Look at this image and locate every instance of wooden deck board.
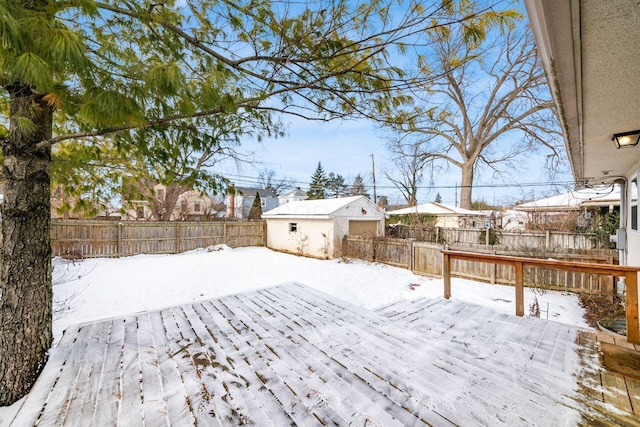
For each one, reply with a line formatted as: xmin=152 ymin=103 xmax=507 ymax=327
xmin=10 ymin=282 xmax=640 ymax=426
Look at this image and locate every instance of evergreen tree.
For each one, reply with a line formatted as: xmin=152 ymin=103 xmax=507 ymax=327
xmin=435 ymin=192 xmax=443 ymax=203
xmin=0 ymin=0 xmax=518 ymax=404
xmin=248 ymin=192 xmax=263 ymax=220
xmin=308 ymin=162 xmax=328 ymax=199
xmin=350 ymin=174 xmax=369 ymax=197
xmin=326 ymin=173 xmax=348 ymax=198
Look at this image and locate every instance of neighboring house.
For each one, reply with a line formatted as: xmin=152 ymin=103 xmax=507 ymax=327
xmin=123 ymin=183 xmax=218 ymax=221
xmin=173 ymin=190 xmax=221 ymax=221
xmin=51 ymin=185 xmax=120 ymax=220
xmin=499 ymin=210 xmax=529 ymax=231
xmin=387 ymin=202 xmax=486 ymax=228
xmin=525 ymin=1 xmax=640 ymax=265
xmin=123 ymin=182 xmax=168 ymax=220
xmin=226 ymin=186 xmax=278 ymax=219
xmin=262 ymin=195 xmax=386 ymax=259
xmin=278 ymin=187 xmax=307 ymax=205
xmin=514 ymin=186 xmax=622 ymax=231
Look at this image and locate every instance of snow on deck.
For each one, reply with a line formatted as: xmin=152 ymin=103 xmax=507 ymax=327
xmin=7 ymin=283 xmax=624 ymax=425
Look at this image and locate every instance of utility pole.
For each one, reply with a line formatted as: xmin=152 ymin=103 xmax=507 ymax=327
xmin=455 ymin=183 xmax=458 ymax=207
xmin=370 ymin=154 xmax=377 ymax=204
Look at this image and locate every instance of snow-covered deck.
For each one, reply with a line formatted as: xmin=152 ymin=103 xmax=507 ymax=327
xmin=8 ymin=282 xmax=638 ymax=425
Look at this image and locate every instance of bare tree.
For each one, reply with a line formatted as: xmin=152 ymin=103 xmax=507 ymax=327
xmin=386 ymin=24 xmax=563 ymax=209
xmin=385 ymin=136 xmax=434 ymax=206
xmin=257 ymin=169 xmax=293 ymax=196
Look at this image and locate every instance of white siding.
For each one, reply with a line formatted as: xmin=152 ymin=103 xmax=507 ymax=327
xmin=266 ymin=218 xmax=336 ymax=259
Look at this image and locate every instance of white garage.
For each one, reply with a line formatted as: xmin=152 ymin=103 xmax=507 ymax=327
xmin=262 ymin=196 xmax=386 ymax=259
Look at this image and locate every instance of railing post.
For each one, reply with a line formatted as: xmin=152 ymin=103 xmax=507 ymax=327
xmin=444 ymin=252 xmax=451 ymax=299
xmin=515 ymin=261 xmax=524 ymax=316
xmin=625 ymin=271 xmax=639 ymax=344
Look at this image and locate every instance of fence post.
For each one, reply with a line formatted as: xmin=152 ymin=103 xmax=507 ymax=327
xmin=625 ymin=271 xmax=639 ymax=344
xmin=223 ymin=221 xmax=227 ymax=244
xmin=263 ymin=221 xmax=267 ymax=246
xmin=491 ymin=247 xmax=496 ymax=284
xmin=117 ymin=222 xmax=123 ymax=257
xmin=175 ymin=223 xmax=181 ymax=254
xmin=545 ymin=230 xmax=551 ymax=249
xmin=515 ymin=261 xmax=524 ymax=316
xmin=443 ymin=252 xmax=451 ymax=299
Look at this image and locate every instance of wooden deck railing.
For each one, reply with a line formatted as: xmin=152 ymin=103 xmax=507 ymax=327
xmin=441 ymin=250 xmax=640 ymax=344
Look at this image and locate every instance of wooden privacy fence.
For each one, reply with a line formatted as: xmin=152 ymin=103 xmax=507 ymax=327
xmin=441 ymin=250 xmax=640 ymax=344
xmin=51 ymin=220 xmax=266 ymax=258
xmin=388 ymin=225 xmax=604 ymax=250
xmin=343 ymin=236 xmax=619 ymax=294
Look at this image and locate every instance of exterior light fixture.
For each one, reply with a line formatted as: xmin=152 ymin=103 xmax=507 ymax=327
xmin=612 ymin=130 xmax=640 ymax=148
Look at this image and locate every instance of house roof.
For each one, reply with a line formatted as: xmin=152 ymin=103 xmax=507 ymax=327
xmin=515 ymin=185 xmax=622 ymax=212
xmin=234 ymin=187 xmax=276 ymax=198
xmin=262 ymin=195 xmax=383 ymax=219
xmin=387 ymin=202 xmax=484 ymax=216
xmin=524 ymin=1 xmax=640 ymax=184
xmin=279 ymin=187 xmax=307 ymax=198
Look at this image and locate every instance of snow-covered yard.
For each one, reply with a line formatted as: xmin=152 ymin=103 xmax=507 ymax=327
xmin=48 ymin=245 xmax=590 ymax=343
xmin=1 ymin=246 xmax=593 ymax=425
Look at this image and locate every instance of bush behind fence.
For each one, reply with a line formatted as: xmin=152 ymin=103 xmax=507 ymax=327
xmin=343 ymin=235 xmax=619 ymax=294
xmin=51 ymin=220 xmax=266 ymax=258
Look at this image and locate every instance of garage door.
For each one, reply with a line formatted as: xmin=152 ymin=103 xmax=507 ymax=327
xmin=348 ymin=220 xmax=378 ymax=236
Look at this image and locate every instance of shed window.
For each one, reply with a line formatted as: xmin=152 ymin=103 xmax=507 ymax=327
xmin=289 ymin=222 xmax=298 ymax=232
xmin=632 ymin=177 xmax=638 ymax=231
xmin=194 ymin=202 xmax=201 ymax=212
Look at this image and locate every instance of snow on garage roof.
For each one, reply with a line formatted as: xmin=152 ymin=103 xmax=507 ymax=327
xmin=262 ymin=195 xmax=382 ymax=219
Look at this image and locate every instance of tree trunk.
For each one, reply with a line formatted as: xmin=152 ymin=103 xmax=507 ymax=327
xmin=459 ymin=163 xmax=474 ymax=209
xmin=151 ymin=183 xmax=187 ymax=221
xmin=0 ymin=85 xmax=53 ymax=405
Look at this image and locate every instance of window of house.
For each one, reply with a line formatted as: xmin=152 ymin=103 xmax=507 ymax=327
xmin=136 ymin=206 xmax=144 ymax=219
xmin=289 ymin=222 xmax=298 ymax=232
xmin=156 ymin=189 xmax=165 ymax=201
xmin=194 ymin=202 xmax=201 ymax=212
xmin=632 ymin=177 xmax=638 ymax=231
xmin=181 ymin=201 xmax=187 ymax=210
xmin=261 ymin=198 xmax=267 ymax=207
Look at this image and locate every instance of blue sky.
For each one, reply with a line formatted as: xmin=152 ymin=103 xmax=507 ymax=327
xmin=219 ymin=115 xmax=576 ymax=207
xmin=217 ymin=0 xmax=577 ymax=208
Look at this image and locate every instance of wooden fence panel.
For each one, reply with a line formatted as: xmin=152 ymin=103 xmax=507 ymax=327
xmin=344 ymin=235 xmax=618 ymax=294
xmin=51 ymin=220 xmax=265 ymax=258
xmin=374 ymin=238 xmax=412 ymax=269
xmin=412 ymin=243 xmax=442 ymax=277
xmin=342 ymin=236 xmax=374 ymax=261
xmin=387 ymin=225 xmax=600 ymax=250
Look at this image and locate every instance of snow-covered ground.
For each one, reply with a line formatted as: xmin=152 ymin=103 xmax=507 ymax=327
xmin=1 ymin=245 xmax=591 ymax=424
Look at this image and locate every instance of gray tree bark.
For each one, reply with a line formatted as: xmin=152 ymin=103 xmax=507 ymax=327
xmin=0 ymin=84 xmax=53 ymax=405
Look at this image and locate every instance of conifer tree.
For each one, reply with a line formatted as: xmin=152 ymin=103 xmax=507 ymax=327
xmin=308 ymin=162 xmax=328 ymax=200
xmin=350 ymin=174 xmax=370 ymax=198
xmin=0 ymin=0 xmax=518 ymax=404
xmin=248 ymin=192 xmax=263 ymax=220
xmin=435 ymin=192 xmax=443 ymax=203
xmin=326 ymin=172 xmax=348 ymax=198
